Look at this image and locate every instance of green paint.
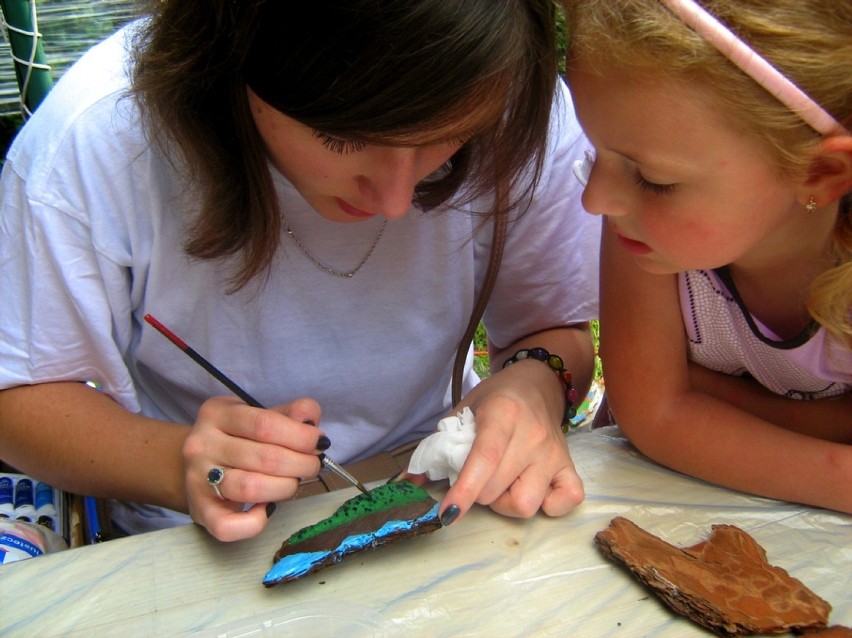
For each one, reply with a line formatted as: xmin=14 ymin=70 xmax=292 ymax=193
xmin=287 ymin=481 xmax=432 ymax=546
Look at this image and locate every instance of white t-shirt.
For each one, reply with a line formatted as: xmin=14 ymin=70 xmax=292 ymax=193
xmin=0 ymin=25 xmax=601 ymax=533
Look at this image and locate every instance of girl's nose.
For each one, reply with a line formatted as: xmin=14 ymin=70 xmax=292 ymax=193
xmin=579 ymin=156 xmax=630 ymax=218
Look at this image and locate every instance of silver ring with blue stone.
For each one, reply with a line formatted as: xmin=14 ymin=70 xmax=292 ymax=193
xmin=207 ymin=466 xmax=226 ymax=500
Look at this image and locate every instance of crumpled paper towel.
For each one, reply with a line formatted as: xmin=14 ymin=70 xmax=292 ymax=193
xmin=408 ymin=407 xmax=476 ymax=485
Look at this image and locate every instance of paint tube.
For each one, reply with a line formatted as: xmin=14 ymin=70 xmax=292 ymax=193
xmin=0 ymin=477 xmax=13 ymax=518
xmin=13 ymin=479 xmax=35 ymax=523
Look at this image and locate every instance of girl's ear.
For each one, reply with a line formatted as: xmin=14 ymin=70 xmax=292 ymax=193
xmin=797 ymin=134 xmax=852 ymax=208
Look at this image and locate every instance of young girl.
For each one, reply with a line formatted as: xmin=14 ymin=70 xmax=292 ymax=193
xmin=563 ymin=0 xmax=852 ymax=513
xmin=0 ymin=0 xmax=600 ymax=540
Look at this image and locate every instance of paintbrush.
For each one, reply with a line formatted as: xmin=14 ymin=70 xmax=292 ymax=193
xmin=144 ymin=313 xmax=371 ymax=497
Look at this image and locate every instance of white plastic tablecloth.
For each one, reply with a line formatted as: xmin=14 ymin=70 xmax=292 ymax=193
xmin=1 ymin=426 xmax=849 ymax=637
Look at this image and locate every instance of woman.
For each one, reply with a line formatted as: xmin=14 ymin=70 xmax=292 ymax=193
xmin=0 ymin=0 xmax=600 ymax=540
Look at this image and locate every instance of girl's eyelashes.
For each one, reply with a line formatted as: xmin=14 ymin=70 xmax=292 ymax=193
xmin=313 ymin=131 xmax=367 ymax=155
xmin=634 ymin=171 xmax=677 ymax=195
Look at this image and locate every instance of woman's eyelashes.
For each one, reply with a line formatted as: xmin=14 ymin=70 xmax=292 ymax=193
xmin=634 ymin=171 xmax=677 ymax=196
xmin=314 ymin=129 xmax=472 ymax=155
xmin=313 ymin=131 xmax=367 ymax=155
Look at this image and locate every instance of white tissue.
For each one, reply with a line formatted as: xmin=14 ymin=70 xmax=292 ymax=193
xmin=408 ymin=407 xmax=476 ymax=485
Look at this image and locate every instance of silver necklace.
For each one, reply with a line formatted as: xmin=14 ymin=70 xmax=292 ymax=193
xmin=285 ymin=219 xmax=388 ymax=278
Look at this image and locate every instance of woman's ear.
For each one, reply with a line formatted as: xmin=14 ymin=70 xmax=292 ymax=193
xmin=797 ymin=135 xmax=852 ymax=208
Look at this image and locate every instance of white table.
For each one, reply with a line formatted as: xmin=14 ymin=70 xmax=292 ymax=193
xmin=2 ymin=426 xmax=849 ymax=637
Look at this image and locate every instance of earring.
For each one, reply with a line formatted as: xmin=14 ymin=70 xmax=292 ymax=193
xmin=806 ymin=196 xmax=817 ymax=214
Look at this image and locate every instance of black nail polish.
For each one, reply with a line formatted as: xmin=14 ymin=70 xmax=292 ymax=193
xmin=266 ymin=502 xmax=277 ymax=518
xmin=440 ymin=504 xmax=460 ymax=527
xmin=317 ymin=435 xmax=331 ymax=451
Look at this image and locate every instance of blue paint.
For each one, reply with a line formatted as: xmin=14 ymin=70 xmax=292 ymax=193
xmin=263 ymin=503 xmax=440 ymax=585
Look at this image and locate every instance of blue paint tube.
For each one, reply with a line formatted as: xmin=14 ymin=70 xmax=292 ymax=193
xmin=0 ymin=477 xmax=13 ymax=518
xmin=35 ymin=481 xmax=57 ymax=516
xmin=14 ymin=479 xmax=35 ymax=521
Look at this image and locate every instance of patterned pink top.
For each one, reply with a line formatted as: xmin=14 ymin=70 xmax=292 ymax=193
xmin=679 ymin=268 xmax=851 ymax=400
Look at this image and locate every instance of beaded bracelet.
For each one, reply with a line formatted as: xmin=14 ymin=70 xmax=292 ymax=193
xmin=502 ymin=347 xmax=579 ymax=433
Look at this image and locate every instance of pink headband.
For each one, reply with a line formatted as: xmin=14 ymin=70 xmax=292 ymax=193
xmin=659 ymin=0 xmax=849 ymax=136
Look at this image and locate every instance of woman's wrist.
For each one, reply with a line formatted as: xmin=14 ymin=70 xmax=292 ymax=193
xmin=502 ymin=347 xmax=579 ymax=432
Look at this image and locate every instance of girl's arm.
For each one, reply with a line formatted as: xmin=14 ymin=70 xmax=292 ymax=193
xmin=688 ymin=363 xmax=852 ymax=444
xmin=599 ymin=223 xmax=852 ymax=514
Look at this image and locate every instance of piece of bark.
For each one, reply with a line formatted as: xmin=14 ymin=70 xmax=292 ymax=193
xmin=799 ymin=627 xmax=852 ymax=637
xmin=595 ymin=516 xmax=832 ymax=636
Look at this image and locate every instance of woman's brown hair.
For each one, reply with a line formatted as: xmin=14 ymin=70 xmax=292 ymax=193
xmin=131 ymin=0 xmax=560 ymax=290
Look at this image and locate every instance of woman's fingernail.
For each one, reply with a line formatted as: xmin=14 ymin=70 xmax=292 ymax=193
xmin=440 ymin=504 xmax=460 ymax=527
xmin=316 ymin=435 xmax=331 ymax=451
xmin=266 ymin=502 xmax=277 ymax=518
xmin=302 ymin=419 xmax=317 ymax=427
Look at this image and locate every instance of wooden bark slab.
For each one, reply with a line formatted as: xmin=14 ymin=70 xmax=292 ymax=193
xmin=595 ymin=516 xmax=832 ymax=636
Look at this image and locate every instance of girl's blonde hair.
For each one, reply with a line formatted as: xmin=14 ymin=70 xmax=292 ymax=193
xmin=563 ymin=0 xmax=852 ymax=347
